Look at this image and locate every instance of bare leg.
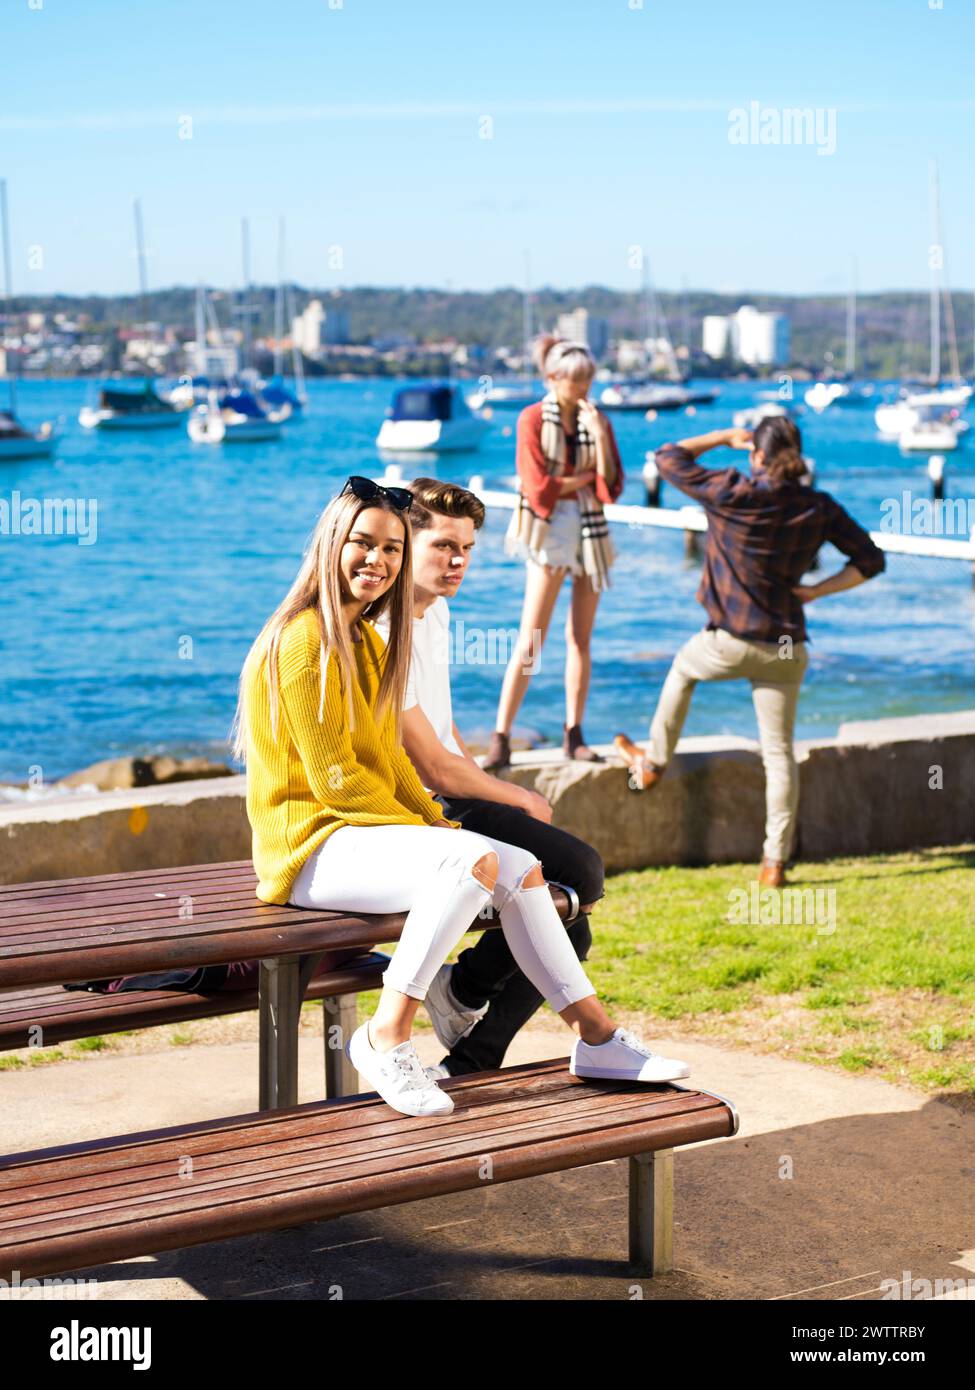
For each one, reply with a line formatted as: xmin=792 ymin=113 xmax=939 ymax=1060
xmin=565 ymin=574 xmax=601 ymax=731
xmin=494 ymin=563 xmax=566 ymax=735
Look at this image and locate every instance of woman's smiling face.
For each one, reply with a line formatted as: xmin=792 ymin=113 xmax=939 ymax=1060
xmin=339 ymin=505 xmax=406 ymax=605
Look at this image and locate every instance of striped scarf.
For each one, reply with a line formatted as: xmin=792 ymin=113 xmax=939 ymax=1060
xmin=505 ymin=392 xmax=615 ymax=590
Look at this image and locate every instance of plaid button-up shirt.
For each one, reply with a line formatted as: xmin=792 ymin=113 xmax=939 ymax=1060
xmin=656 ymin=444 xmax=886 ymax=643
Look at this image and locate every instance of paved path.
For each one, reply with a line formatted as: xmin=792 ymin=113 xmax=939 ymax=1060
xmin=2 ymin=1021 xmax=972 ymax=1301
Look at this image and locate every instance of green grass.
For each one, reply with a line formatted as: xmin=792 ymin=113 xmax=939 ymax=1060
xmin=382 ymin=843 xmax=974 ymax=1099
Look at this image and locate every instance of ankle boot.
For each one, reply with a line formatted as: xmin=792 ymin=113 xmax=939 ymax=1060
xmin=483 ymin=730 xmax=511 ymax=772
xmin=563 ymin=724 xmax=605 ymax=763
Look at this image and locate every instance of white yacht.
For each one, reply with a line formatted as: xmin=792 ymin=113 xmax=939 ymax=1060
xmin=377 ymin=383 xmax=490 ymax=453
xmin=732 ymin=402 xmax=792 ymax=430
xmin=467 ymin=380 xmax=541 ymax=412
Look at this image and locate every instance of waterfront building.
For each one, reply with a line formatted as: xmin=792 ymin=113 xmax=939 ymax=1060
xmin=557 ymin=308 xmax=610 ymax=361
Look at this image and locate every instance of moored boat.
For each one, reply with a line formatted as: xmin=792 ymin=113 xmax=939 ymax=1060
xmin=377 ymin=383 xmax=490 ymax=452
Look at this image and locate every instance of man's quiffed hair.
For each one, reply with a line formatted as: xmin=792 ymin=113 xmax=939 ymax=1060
xmin=407 ymin=477 xmax=486 ymax=531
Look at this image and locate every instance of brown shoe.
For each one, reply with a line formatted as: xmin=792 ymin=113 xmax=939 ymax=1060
xmin=613 ymin=733 xmax=664 ymax=792
xmin=758 ymin=858 xmax=786 ymax=888
xmin=483 ymin=730 xmax=511 ymax=772
xmin=563 ymin=724 xmax=605 ymax=763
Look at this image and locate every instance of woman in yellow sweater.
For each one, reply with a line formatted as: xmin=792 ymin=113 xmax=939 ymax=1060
xmin=234 ymin=476 xmax=688 ymax=1118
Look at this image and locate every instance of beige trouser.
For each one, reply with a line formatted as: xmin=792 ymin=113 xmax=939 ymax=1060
xmin=648 ymin=627 xmax=809 ymax=863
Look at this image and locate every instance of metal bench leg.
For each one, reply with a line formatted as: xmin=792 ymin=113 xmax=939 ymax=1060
xmin=628 ymin=1148 xmax=674 ymax=1275
xmin=323 ymin=994 xmax=360 ymax=1098
xmin=258 ymin=954 xmax=304 ymax=1111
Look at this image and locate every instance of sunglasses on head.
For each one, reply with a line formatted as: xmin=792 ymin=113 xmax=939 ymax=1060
xmin=341 ymin=475 xmax=414 ymax=512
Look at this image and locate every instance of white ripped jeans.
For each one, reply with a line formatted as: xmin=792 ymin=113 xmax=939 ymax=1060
xmin=289 ymin=823 xmax=595 ymax=1012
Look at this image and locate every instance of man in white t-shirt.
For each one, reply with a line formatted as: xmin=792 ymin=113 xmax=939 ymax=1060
xmin=377 ymin=478 xmax=603 ymax=1078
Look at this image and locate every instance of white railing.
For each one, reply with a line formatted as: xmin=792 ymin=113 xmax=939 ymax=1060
xmin=464 ymin=480 xmax=975 ymax=564
xmin=377 ymin=462 xmax=975 ymax=564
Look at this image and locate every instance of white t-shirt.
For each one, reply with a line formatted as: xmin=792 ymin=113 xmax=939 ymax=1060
xmin=374 ymin=597 xmax=463 ymax=758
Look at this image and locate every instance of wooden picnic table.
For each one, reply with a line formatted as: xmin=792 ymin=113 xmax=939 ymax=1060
xmin=0 ymin=860 xmax=409 ymax=1112
xmin=0 ymin=859 xmax=574 ymax=1112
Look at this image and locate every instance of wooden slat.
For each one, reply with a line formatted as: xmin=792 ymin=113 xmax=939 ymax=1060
xmin=0 ymin=910 xmax=410 ymax=989
xmin=0 ymin=878 xmax=262 ymax=925
xmin=0 ymin=860 xmax=255 ymax=899
xmin=0 ymin=1063 xmax=736 ymax=1279
xmin=0 ymin=952 xmax=390 ymax=1049
xmin=0 ymin=1087 xmax=713 ymax=1218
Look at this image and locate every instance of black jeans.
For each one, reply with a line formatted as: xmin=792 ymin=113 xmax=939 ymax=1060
xmin=434 ymin=795 xmax=604 ymax=1076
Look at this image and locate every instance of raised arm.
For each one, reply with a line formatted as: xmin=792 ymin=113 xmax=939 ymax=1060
xmin=655 ymin=428 xmax=751 ymax=507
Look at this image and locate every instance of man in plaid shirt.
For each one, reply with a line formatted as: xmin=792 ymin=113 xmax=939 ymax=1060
xmin=624 ymin=418 xmax=885 ymax=886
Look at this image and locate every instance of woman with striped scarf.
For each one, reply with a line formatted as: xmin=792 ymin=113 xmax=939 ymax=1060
xmin=485 ymin=335 xmax=624 ymax=771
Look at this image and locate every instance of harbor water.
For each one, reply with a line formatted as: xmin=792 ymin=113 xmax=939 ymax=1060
xmin=2 ymin=378 xmax=974 ymax=789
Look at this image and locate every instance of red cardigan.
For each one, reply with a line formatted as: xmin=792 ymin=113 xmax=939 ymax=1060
xmin=515 ymin=402 xmax=625 ymax=519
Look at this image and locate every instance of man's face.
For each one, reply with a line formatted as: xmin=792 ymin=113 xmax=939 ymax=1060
xmin=412 ymin=513 xmax=477 ymax=600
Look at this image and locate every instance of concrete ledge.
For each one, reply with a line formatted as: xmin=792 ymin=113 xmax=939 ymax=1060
xmin=1 ymin=711 xmax=972 ymax=884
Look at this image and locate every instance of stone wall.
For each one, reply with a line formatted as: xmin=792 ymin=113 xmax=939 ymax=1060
xmin=1 ymin=711 xmax=972 ymax=885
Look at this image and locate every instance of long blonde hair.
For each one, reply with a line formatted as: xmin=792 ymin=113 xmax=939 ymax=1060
xmin=230 ymin=489 xmax=414 ymax=764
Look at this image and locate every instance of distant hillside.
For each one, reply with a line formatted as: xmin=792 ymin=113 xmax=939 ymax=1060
xmin=4 ymin=284 xmax=973 ymax=379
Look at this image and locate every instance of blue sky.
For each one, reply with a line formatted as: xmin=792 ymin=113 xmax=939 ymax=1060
xmin=2 ymin=0 xmax=973 ymax=297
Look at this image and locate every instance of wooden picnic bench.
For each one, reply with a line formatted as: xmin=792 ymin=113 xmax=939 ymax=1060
xmin=0 ymin=860 xmax=575 ymax=1108
xmin=0 ymin=1057 xmax=739 ymax=1284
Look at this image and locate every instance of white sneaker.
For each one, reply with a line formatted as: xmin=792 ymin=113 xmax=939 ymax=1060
xmin=570 ymin=1027 xmax=690 ymax=1083
xmin=423 ymin=964 xmax=489 ymax=1052
xmin=424 ymin=1062 xmax=452 ymax=1081
xmin=347 ymin=1022 xmax=454 ymax=1117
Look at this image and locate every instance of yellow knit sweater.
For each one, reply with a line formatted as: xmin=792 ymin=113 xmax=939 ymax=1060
xmin=244 ymin=608 xmax=448 ymax=904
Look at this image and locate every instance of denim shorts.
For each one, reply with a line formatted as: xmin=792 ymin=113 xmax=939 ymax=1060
xmin=526 ymin=498 xmax=583 ymax=573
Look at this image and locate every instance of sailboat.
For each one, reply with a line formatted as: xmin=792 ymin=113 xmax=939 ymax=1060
xmin=187 ymin=283 xmax=287 ymax=444
xmin=805 ymin=264 xmax=873 ymax=411
xmin=259 ymin=219 xmax=307 ymax=417
xmin=600 ymin=261 xmax=716 ymax=412
xmin=467 ymin=256 xmax=541 ymax=412
xmin=877 ymin=163 xmax=971 ymax=441
xmin=79 ymin=199 xmax=189 ymax=431
xmin=0 ymin=179 xmax=60 ymax=461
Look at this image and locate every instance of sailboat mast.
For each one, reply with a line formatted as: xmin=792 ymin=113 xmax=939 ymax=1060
xmin=1 ymin=178 xmax=17 ymax=415
xmin=240 ymin=217 xmax=252 ymax=370
xmin=133 ymin=197 xmax=149 ymax=328
xmin=929 ymin=160 xmax=942 ymax=386
xmin=273 ymin=218 xmax=285 ymax=378
xmin=845 ymin=258 xmax=857 ymax=377
xmin=522 ymin=250 xmax=533 ymax=373
xmin=194 ymin=284 xmax=207 ymax=378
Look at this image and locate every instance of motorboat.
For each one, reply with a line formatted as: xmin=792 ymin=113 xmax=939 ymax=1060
xmin=599 ymin=382 xmax=717 ymax=412
xmin=377 ymin=383 xmax=490 ymax=452
xmin=804 ymin=381 xmax=850 ymax=412
xmin=899 ymin=409 xmax=963 ymax=453
xmin=905 ymin=384 xmax=972 ymax=410
xmin=875 ymin=400 xmax=921 ymax=437
xmin=467 ymin=380 xmax=541 ymax=412
xmin=188 ymin=388 xmax=286 ymax=444
xmin=79 ymin=379 xmax=188 ymax=430
xmin=732 ymin=402 xmax=792 ymax=430
xmin=0 ymin=409 xmax=59 ymax=461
